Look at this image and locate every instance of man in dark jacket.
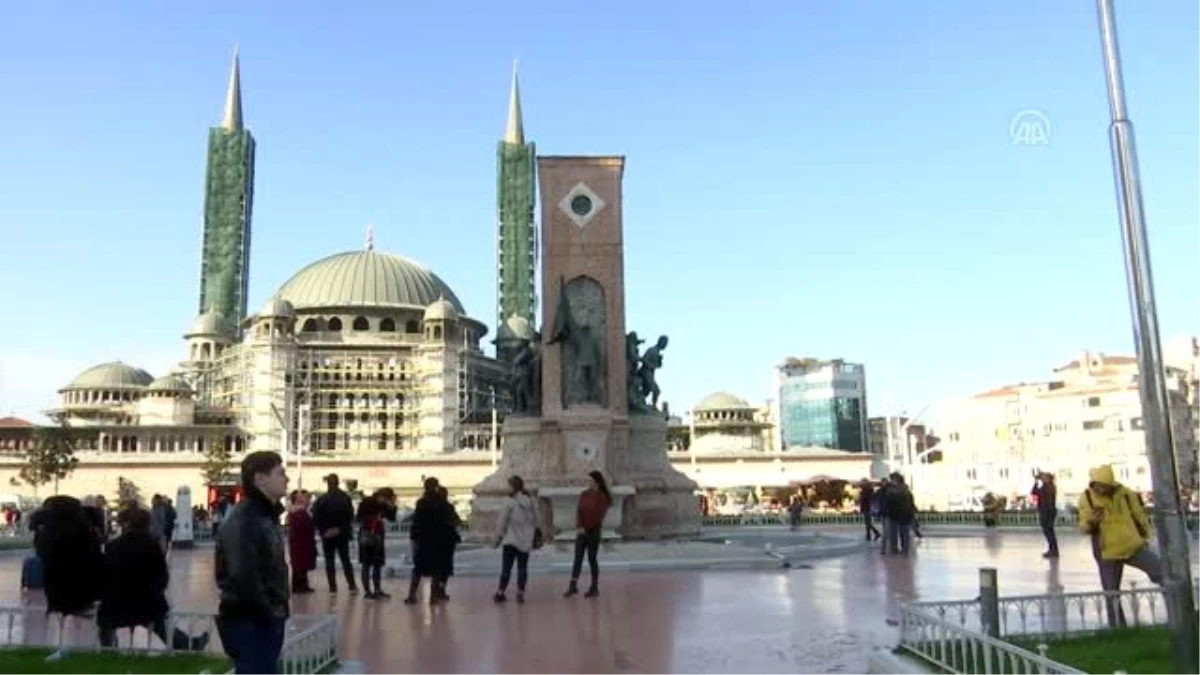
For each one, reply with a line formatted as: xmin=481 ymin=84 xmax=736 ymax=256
xmin=881 ymin=473 xmax=916 ymax=556
xmin=312 ymin=473 xmax=358 ymax=594
xmin=858 ymin=480 xmax=881 ymax=541
xmin=215 ymin=451 xmax=290 ymax=674
xmin=1032 ymin=470 xmax=1059 ymax=558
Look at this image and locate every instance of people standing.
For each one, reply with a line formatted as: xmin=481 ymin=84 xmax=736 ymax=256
xmin=1078 ymin=464 xmax=1163 ymax=627
xmin=34 ymin=495 xmax=104 ymax=618
xmin=150 ymin=495 xmax=169 ymax=553
xmin=98 ymin=506 xmax=209 ymax=650
xmin=287 ymin=491 xmax=317 ymax=594
xmin=492 ymin=475 xmax=540 ymax=604
xmin=881 ymin=473 xmax=916 ymax=556
xmin=858 ymin=480 xmax=882 ymax=541
xmin=406 ymin=477 xmax=454 ymax=604
xmin=215 ymin=451 xmax=290 ymax=674
xmin=435 ymin=486 xmax=462 ymax=601
xmin=312 ymin=474 xmax=357 ymax=595
xmin=164 ymin=498 xmax=177 ymax=550
xmin=1031 ymin=471 xmax=1059 ymax=558
xmin=565 ymin=471 xmax=611 ymax=598
xmin=356 ymin=488 xmax=397 ymax=600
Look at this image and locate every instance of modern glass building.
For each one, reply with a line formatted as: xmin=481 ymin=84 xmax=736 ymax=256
xmin=775 ymin=358 xmax=868 ymax=452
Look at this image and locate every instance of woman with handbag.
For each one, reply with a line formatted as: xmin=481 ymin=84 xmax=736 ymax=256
xmin=493 ymin=475 xmax=541 ymax=604
xmin=356 ymin=488 xmax=396 ymax=600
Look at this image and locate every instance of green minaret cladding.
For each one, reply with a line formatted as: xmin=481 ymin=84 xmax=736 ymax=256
xmin=198 ymin=49 xmax=256 ymax=330
xmin=496 ymin=62 xmax=537 ymax=330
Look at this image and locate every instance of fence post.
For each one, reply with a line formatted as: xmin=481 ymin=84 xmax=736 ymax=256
xmin=980 ymin=567 xmax=1000 ymax=638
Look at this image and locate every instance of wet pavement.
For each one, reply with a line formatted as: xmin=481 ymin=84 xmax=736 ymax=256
xmin=4 ymin=527 xmax=1196 ymax=673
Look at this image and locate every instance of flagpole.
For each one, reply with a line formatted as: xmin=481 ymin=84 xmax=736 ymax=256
xmin=1094 ymin=1 xmax=1197 ymax=670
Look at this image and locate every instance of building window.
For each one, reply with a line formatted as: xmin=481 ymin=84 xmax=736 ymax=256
xmin=1086 ymin=396 xmax=1101 ymax=408
xmin=352 ymin=316 xmax=370 ymax=331
xmin=327 ymin=317 xmax=343 ymax=332
xmin=1083 ymin=420 xmax=1104 ymax=431
xmin=380 ymin=318 xmax=396 ymax=332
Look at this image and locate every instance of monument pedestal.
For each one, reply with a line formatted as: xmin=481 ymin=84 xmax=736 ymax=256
xmin=539 ymin=484 xmax=635 ymax=541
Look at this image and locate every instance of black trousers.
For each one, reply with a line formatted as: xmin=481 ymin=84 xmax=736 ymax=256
xmin=322 ymin=536 xmax=356 ymax=591
xmin=862 ymin=513 xmax=881 ymax=538
xmin=361 ymin=563 xmax=382 ymax=594
xmin=1039 ymin=511 xmax=1059 ymax=554
xmin=571 ymin=529 xmax=601 ymax=585
xmin=498 ymin=544 xmax=529 ymax=592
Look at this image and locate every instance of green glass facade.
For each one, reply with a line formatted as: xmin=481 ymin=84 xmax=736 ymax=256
xmin=198 ymin=127 xmax=255 ymax=328
xmin=778 ymin=362 xmax=867 ymax=452
xmin=496 ymin=140 xmax=536 ymax=330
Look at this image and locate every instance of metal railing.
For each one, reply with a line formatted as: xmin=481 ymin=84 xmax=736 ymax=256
xmin=898 ymin=586 xmax=1184 ymax=674
xmin=0 ymin=605 xmax=338 ymax=673
xmin=700 ymin=510 xmax=1085 ymax=528
xmin=899 ymin=603 xmax=1085 ymax=674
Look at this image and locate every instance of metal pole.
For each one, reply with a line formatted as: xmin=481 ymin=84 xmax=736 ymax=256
xmin=490 ymin=387 xmax=499 ymax=468
xmin=1095 ymin=1 xmax=1198 ymax=670
xmin=979 ymin=567 xmax=1000 ymax=639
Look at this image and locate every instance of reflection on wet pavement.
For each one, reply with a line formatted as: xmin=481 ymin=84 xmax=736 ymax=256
xmin=3 ymin=528 xmax=1194 ymax=673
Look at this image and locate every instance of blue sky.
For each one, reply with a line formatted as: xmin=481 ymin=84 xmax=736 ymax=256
xmin=0 ymin=1 xmax=1196 ymax=424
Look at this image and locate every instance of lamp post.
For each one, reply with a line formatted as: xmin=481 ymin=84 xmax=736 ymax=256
xmin=1094 ymin=1 xmax=1198 ymax=670
xmin=490 ymin=387 xmax=499 ymax=468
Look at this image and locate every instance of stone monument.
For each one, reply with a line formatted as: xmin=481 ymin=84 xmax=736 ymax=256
xmin=471 ymin=156 xmax=700 ymax=541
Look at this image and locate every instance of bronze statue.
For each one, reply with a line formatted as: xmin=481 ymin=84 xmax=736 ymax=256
xmin=626 ymin=331 xmax=646 ymax=409
xmin=637 ymin=335 xmax=669 ymax=410
xmin=509 ymin=331 xmax=542 ymax=415
xmin=548 ymin=276 xmax=606 ymax=406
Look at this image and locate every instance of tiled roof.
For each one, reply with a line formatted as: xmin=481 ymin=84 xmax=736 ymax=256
xmin=0 ymin=416 xmax=32 ymax=428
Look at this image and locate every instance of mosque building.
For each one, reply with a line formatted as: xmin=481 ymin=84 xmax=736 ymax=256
xmin=2 ymin=55 xmax=878 ymax=507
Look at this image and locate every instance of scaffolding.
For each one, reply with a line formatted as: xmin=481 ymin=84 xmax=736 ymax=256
xmin=202 ymin=331 xmax=511 ymax=456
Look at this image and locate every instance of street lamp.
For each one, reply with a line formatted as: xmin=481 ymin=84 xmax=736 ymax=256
xmin=1094 ymin=1 xmax=1198 ymax=670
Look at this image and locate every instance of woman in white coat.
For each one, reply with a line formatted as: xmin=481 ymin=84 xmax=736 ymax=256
xmin=493 ymin=475 xmax=540 ymax=603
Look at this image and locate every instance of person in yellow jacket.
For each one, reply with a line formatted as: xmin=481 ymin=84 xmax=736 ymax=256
xmin=1078 ymin=464 xmax=1163 ymax=627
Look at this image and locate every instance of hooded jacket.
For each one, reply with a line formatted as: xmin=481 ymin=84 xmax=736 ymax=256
xmin=1077 ymin=464 xmax=1152 ymax=561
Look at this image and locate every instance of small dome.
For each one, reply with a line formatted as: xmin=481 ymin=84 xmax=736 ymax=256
xmin=495 ymin=314 xmax=535 ymax=341
xmin=62 ymin=362 xmax=153 ymax=391
xmin=186 ymin=309 xmax=235 ymax=338
xmin=424 ymin=296 xmax=458 ymax=322
xmin=693 ymin=391 xmax=753 ymax=412
xmin=274 ymin=250 xmax=466 ymax=313
xmin=147 ymin=374 xmax=193 ymax=394
xmin=258 ymin=297 xmax=295 ymax=319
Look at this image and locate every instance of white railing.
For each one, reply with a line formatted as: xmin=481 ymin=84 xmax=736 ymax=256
xmin=898 ymin=586 xmax=1188 ymax=674
xmin=899 ymin=604 xmax=1085 ymax=674
xmin=0 ymin=605 xmax=338 ymax=673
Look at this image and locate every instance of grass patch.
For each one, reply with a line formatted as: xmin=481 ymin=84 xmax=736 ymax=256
xmin=0 ymin=538 xmax=32 ymax=551
xmin=1011 ymin=627 xmax=1176 ymax=674
xmin=0 ymin=647 xmax=230 ymax=674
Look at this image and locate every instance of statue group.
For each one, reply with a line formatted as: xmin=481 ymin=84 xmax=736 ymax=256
xmin=626 ymin=332 xmax=669 ymax=415
xmin=509 ymin=331 xmax=542 ymax=415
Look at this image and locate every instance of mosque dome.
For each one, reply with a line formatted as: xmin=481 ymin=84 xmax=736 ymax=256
xmin=186 ymin=309 xmax=235 ymax=338
xmin=258 ymin=297 xmax=296 ymax=319
xmin=146 ymin=374 xmax=193 ymax=394
xmin=274 ymin=250 xmax=466 ymax=314
xmin=423 ymin=296 xmax=459 ymax=322
xmin=693 ymin=391 xmax=753 ymax=412
xmin=62 ymin=362 xmax=154 ymax=391
xmin=495 ymin=314 xmax=536 ymax=341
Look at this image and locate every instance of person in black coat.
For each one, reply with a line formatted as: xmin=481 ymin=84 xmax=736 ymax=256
xmin=98 ymin=507 xmax=209 ymax=650
xmin=312 ymin=473 xmax=358 ymax=594
xmin=33 ymin=495 xmax=104 ymax=617
xmin=435 ymin=486 xmax=463 ymax=600
xmin=404 ymin=477 xmax=454 ymax=605
xmin=881 ymin=473 xmax=917 ymax=556
xmin=355 ymin=488 xmax=397 ymax=600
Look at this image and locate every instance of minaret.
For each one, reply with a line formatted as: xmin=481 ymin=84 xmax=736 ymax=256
xmin=198 ymin=47 xmax=256 ymax=332
xmin=495 ymin=61 xmax=537 ymax=337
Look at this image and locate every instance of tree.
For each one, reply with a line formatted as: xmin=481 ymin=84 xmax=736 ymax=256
xmin=20 ymin=421 xmax=85 ymax=498
xmin=117 ymin=476 xmax=143 ymax=508
xmin=200 ymin=433 xmax=235 ymax=486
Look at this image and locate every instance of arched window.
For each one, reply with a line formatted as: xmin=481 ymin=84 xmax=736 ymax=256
xmin=405 ymin=320 xmax=419 ymax=333
xmin=327 ymin=317 xmax=343 ymax=332
xmin=380 ymin=318 xmax=396 ymax=332
xmin=302 ymin=318 xmax=320 ymax=332
xmin=352 ymin=316 xmax=369 ymax=331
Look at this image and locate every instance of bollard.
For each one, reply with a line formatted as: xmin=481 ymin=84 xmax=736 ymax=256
xmin=174 ymin=485 xmax=194 ymax=549
xmin=980 ymin=567 xmax=1000 ymax=639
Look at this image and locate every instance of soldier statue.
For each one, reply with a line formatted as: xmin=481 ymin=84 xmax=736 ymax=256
xmin=509 ymin=331 xmax=542 ymax=414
